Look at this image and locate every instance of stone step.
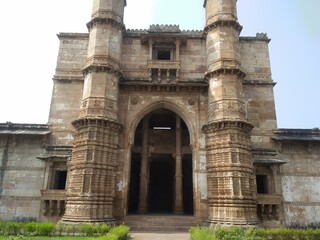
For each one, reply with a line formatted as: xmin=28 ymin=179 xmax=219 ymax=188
xmin=122 ymin=214 xmax=197 ymax=232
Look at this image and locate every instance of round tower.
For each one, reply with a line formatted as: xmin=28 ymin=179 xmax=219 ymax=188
xmin=203 ymin=0 xmax=259 ymax=226
xmin=61 ymin=0 xmax=126 ymax=223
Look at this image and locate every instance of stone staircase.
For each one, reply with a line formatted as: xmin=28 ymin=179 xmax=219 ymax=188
xmin=121 ymin=214 xmax=197 ymax=232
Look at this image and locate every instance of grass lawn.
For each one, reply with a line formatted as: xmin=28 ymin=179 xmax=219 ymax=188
xmin=0 ymin=237 xmax=91 ymax=240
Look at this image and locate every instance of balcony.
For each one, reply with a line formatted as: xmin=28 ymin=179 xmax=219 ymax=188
xmin=41 ymin=189 xmax=66 ymax=217
xmin=147 ymin=60 xmax=181 ymax=82
xmin=257 ymin=194 xmax=282 ymax=221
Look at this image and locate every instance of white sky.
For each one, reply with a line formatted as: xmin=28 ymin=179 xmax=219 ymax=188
xmin=0 ymin=0 xmax=319 ymax=128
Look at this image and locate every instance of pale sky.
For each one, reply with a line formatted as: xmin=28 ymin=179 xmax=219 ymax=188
xmin=0 ymin=0 xmax=319 ymax=129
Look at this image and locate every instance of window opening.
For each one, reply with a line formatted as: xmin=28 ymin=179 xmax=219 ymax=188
xmin=52 ymin=170 xmax=67 ymax=190
xmin=157 ymin=50 xmax=171 ymax=60
xmin=256 ymin=175 xmax=268 ymax=194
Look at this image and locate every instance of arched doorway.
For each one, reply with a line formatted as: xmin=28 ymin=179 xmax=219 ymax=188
xmin=128 ymin=109 xmax=193 ymax=215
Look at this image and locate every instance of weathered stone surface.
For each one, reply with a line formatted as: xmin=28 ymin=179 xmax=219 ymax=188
xmin=0 ymin=123 xmax=49 ymax=221
xmin=0 ymin=0 xmax=319 ymax=228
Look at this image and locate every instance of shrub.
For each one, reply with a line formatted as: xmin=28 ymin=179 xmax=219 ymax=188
xmin=0 ymin=221 xmax=129 ymax=238
xmin=65 ymin=224 xmax=78 ymax=236
xmin=190 ymin=227 xmax=218 ymax=240
xmin=0 ymin=221 xmax=6 ymax=235
xmin=92 ymin=234 xmax=118 ymax=240
xmin=108 ymin=224 xmax=130 ymax=240
xmin=89 ymin=225 xmax=129 ymax=240
xmin=6 ymin=222 xmax=23 ymax=235
xmin=6 ymin=236 xmax=29 ymax=240
xmin=53 ymin=224 xmax=64 ymax=236
xmin=190 ymin=227 xmax=320 ymax=240
xmin=80 ymin=224 xmax=96 ymax=236
xmin=96 ymin=224 xmax=111 ymax=235
xmin=23 ymin=222 xmax=37 ymax=235
xmin=36 ymin=222 xmax=55 ymax=236
xmin=215 ymin=226 xmax=241 ymax=240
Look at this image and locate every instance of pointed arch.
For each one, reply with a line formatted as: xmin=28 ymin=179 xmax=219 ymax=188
xmin=128 ymin=101 xmax=196 ymax=147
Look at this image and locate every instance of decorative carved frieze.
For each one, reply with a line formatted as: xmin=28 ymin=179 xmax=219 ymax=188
xmin=83 ymin=55 xmax=122 ymax=76
xmin=80 ymin=97 xmax=118 ymax=121
xmin=204 ymin=20 xmax=243 ymax=36
xmin=86 ymin=17 xmax=125 ymax=31
xmin=208 ymin=99 xmax=246 ymax=121
xmin=205 ymin=67 xmax=246 ymax=80
xmin=90 ymin=10 xmax=123 ymax=22
xmin=119 ymin=81 xmax=207 ymax=93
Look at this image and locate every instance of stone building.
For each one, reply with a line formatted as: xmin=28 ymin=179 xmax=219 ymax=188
xmin=0 ymin=0 xmax=319 ymax=228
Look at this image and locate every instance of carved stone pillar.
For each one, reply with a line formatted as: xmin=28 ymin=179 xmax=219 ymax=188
xmin=203 ymin=122 xmax=258 ymax=225
xmin=61 ymin=0 xmax=126 ymax=224
xmin=174 ymin=115 xmax=183 ymax=214
xmin=138 ymin=117 xmax=149 ymax=213
xmin=203 ymin=0 xmax=258 ymax=226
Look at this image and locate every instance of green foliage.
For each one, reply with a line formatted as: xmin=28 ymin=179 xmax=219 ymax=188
xmin=36 ymin=222 xmax=55 ymax=236
xmin=22 ymin=222 xmax=55 ymax=236
xmin=80 ymin=224 xmax=96 ymax=236
xmin=65 ymin=224 xmax=77 ymax=236
xmin=108 ymin=225 xmax=130 ymax=240
xmin=96 ymin=224 xmax=111 ymax=235
xmin=88 ymin=225 xmax=129 ymax=240
xmin=190 ymin=226 xmax=320 ymax=240
xmin=53 ymin=224 xmax=64 ymax=236
xmin=0 ymin=221 xmax=125 ymax=239
xmin=6 ymin=236 xmax=29 ymax=240
xmin=190 ymin=227 xmax=218 ymax=240
xmin=92 ymin=234 xmax=118 ymax=240
xmin=23 ymin=222 xmax=37 ymax=235
xmin=5 ymin=222 xmax=23 ymax=235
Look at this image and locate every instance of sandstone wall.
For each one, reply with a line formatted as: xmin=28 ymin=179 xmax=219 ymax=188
xmin=240 ymin=37 xmax=277 ymax=149
xmin=48 ymin=33 xmax=87 ymax=146
xmin=0 ymin=134 xmax=46 ymax=221
xmin=278 ymin=140 xmax=320 ymax=227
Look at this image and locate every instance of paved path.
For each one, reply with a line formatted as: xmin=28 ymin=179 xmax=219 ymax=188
xmin=130 ymin=231 xmax=190 ymax=240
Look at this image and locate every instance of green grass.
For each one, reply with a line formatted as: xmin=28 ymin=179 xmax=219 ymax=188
xmin=0 ymin=237 xmax=89 ymax=240
xmin=190 ymin=226 xmax=320 ymax=240
xmin=0 ymin=222 xmax=130 ymax=240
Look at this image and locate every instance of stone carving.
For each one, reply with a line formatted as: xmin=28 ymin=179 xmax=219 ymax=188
xmin=148 ymin=24 xmax=181 ymax=33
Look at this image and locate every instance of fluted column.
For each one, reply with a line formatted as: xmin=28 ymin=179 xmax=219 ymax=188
xmin=138 ymin=117 xmax=149 ymax=213
xmin=174 ymin=115 xmax=183 ymax=214
xmin=61 ymin=0 xmax=126 ymax=223
xmin=203 ymin=0 xmax=258 ymax=226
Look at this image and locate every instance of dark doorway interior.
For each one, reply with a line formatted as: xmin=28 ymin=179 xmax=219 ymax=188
xmin=182 ymin=154 xmax=193 ymax=214
xmin=148 ymin=155 xmax=174 ymax=213
xmin=128 ymin=153 xmax=141 ymax=213
xmin=128 ymin=109 xmax=194 ymax=215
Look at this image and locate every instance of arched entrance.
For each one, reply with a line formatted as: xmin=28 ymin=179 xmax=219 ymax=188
xmin=128 ymin=109 xmax=193 ymax=215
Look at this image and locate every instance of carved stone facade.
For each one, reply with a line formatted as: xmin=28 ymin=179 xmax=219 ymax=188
xmin=0 ymin=0 xmax=320 ymax=228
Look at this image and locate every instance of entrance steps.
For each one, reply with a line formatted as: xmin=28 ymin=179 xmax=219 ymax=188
xmin=122 ymin=214 xmax=197 ymax=232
